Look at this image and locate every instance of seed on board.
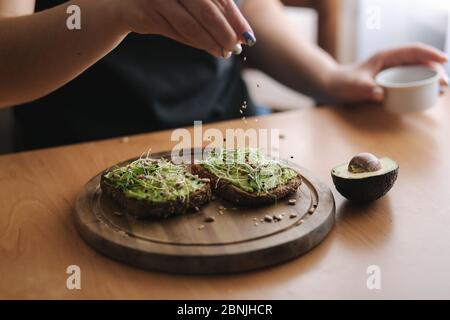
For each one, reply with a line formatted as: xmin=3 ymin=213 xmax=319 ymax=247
xmin=198 ymin=225 xmax=205 ymax=230
xmin=289 ymin=213 xmax=298 ymax=219
xmin=308 ymin=208 xmax=316 ymax=215
xmin=279 ymin=134 xmax=286 ymax=140
xmin=253 ymin=217 xmax=258 ymax=222
xmin=219 ymin=206 xmax=226 ymax=211
xmin=200 ymin=178 xmax=211 ymax=183
xmin=299 ymin=219 xmax=304 ymax=225
xmin=264 ymin=215 xmax=273 ymax=223
xmin=120 ymin=137 xmax=130 ymax=143
xmin=260 ymin=218 xmax=264 ymax=223
xmin=273 ymin=214 xmax=283 ymax=222
xmin=288 ymin=199 xmax=297 ymax=206
xmin=218 ymin=210 xmax=225 ymax=215
xmin=254 ymin=222 xmax=259 ymax=227
xmin=204 ymin=216 xmax=215 ymax=223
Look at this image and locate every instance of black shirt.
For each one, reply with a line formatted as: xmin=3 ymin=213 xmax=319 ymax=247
xmin=13 ymin=0 xmax=253 ymax=151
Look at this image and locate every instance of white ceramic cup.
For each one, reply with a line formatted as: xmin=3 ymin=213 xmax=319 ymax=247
xmin=375 ymin=65 xmax=440 ymax=113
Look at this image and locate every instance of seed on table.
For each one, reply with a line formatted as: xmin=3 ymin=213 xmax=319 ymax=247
xmin=204 ymin=216 xmax=215 ymax=223
xmin=264 ymin=215 xmax=273 ymax=223
xmin=289 ymin=213 xmax=298 ymax=219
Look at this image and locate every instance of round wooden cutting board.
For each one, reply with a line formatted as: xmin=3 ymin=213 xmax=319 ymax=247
xmin=74 ymin=151 xmax=335 ymax=274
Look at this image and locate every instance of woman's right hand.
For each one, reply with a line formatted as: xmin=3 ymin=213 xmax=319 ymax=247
xmin=115 ymin=0 xmax=256 ymax=58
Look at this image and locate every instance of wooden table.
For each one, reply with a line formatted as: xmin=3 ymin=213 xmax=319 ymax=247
xmin=2 ymin=96 xmax=450 ymax=300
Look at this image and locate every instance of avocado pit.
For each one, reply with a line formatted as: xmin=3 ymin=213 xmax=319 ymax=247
xmin=331 ymin=153 xmax=399 ymax=203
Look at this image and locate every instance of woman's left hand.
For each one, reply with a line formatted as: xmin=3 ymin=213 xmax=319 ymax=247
xmin=325 ymin=43 xmax=448 ymax=104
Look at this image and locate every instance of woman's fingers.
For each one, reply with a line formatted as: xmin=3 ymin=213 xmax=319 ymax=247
xmin=374 ymin=43 xmax=448 ymax=70
xmin=215 ymin=0 xmax=256 ymax=46
xmin=178 ymin=0 xmax=241 ymax=51
xmin=155 ymin=1 xmax=225 ymax=57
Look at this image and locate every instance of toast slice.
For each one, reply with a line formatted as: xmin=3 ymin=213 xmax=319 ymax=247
xmin=193 ymin=149 xmax=302 ymax=207
xmin=101 ymin=157 xmax=211 ymax=219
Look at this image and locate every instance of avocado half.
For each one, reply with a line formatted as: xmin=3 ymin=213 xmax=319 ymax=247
xmin=331 ymin=157 xmax=399 ymax=203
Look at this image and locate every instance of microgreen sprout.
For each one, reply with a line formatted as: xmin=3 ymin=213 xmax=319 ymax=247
xmin=200 ymin=148 xmax=298 ymax=195
xmin=104 ymin=154 xmax=205 ymax=203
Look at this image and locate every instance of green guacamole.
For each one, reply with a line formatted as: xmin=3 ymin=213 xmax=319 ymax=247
xmin=200 ymin=148 xmax=298 ymax=195
xmin=104 ymin=158 xmax=205 ymax=203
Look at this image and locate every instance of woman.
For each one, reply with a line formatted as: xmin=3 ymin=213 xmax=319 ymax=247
xmin=0 ymin=0 xmax=447 ymax=151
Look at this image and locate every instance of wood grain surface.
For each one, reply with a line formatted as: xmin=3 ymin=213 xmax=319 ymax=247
xmin=2 ymin=96 xmax=450 ymax=299
xmin=74 ymin=152 xmax=335 ymax=274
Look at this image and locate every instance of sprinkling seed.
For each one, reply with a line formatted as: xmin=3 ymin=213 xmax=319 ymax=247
xmin=239 ymin=109 xmax=243 ymax=114
xmin=289 ymin=213 xmax=298 ymax=219
xmin=204 ymin=216 xmax=215 ymax=223
xmin=288 ymin=199 xmax=297 ymax=206
xmin=264 ymin=215 xmax=274 ymax=223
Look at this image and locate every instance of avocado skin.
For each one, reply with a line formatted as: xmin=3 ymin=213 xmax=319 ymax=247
xmin=331 ymin=168 xmax=399 ymax=203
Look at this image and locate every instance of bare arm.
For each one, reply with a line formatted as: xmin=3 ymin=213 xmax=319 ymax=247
xmin=0 ymin=0 xmax=254 ymax=109
xmin=241 ymin=0 xmax=338 ymax=101
xmin=242 ymin=0 xmax=447 ymax=104
xmin=0 ymin=0 xmax=128 ymax=108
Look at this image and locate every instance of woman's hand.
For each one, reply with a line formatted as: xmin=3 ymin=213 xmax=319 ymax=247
xmin=115 ymin=0 xmax=256 ymax=58
xmin=325 ymin=44 xmax=448 ymax=104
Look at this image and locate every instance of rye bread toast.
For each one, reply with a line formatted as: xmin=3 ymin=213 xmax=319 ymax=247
xmin=193 ymin=149 xmax=302 ymax=207
xmin=101 ymin=159 xmax=211 ymax=219
xmin=192 ymin=165 xmax=301 ymax=207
